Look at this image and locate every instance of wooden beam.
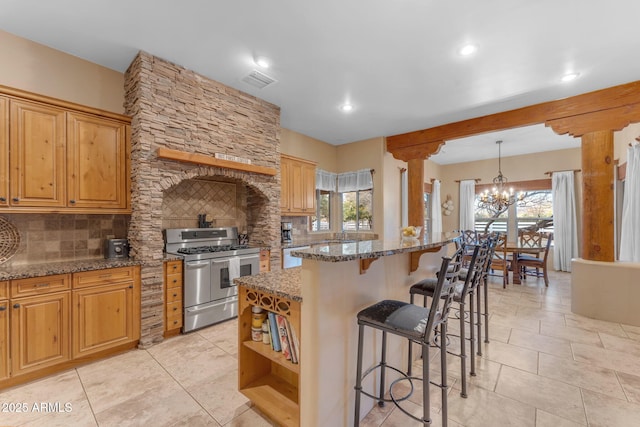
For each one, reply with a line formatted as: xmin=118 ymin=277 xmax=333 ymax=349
xmin=387 ymin=80 xmax=640 ymax=157
xmin=408 ymin=159 xmax=424 ymax=234
xmin=581 ymin=130 xmax=615 ymax=262
xmin=546 ymin=103 xmax=640 ymax=137
xmin=476 ymin=178 xmax=552 ymax=193
xmin=157 ymin=147 xmax=278 ymax=176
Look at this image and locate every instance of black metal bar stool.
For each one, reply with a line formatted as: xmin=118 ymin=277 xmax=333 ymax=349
xmin=478 ymin=233 xmax=500 ymax=347
xmin=407 ymin=241 xmax=488 ymax=398
xmin=353 ymin=255 xmax=461 ymax=426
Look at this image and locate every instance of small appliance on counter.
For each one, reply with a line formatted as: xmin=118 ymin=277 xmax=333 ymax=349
xmin=105 ymin=238 xmax=129 ymax=259
xmin=281 ymin=222 xmax=293 ymax=243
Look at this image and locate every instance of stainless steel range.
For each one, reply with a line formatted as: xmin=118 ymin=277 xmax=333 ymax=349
xmin=164 ymin=227 xmax=260 ymax=332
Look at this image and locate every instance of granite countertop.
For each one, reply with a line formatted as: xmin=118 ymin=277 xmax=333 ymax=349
xmin=290 ymin=232 xmax=460 ymax=263
xmin=234 ymin=267 xmax=302 ymax=302
xmin=0 ymin=258 xmax=143 ymax=281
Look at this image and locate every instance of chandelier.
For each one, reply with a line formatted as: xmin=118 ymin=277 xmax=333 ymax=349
xmin=478 ymin=140 xmax=523 ymax=214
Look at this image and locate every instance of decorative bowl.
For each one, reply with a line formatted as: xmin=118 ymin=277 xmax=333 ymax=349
xmin=401 ymin=226 xmax=422 ymax=245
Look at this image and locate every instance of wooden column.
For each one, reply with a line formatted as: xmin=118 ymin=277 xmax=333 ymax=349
xmin=408 ymin=158 xmax=424 ymax=236
xmin=581 ymin=130 xmax=615 ymax=261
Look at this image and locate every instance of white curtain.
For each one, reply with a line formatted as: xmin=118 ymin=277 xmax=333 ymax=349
xmin=620 ymin=144 xmax=640 ymax=262
xmin=552 ymin=171 xmax=579 ymax=271
xmin=337 ymin=169 xmax=373 ymax=192
xmin=431 ymin=180 xmax=442 ymax=234
xmin=316 ymin=169 xmax=337 ymax=191
xmin=459 ymin=180 xmax=476 ymax=231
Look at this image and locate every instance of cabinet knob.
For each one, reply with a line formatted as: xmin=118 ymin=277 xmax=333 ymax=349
xmin=173 ymin=293 xmax=177 ymax=297
xmin=69 ymin=199 xmax=76 ymax=204
xmin=0 ymin=306 xmax=6 ymax=311
xmin=128 ymin=285 xmax=133 ymax=289
xmin=12 ymin=197 xmax=19 ymax=202
xmin=13 ymin=303 xmax=20 ymax=309
xmin=172 ymin=279 xmax=177 ymax=283
xmin=0 ymin=197 xmax=6 ymax=202
xmin=173 ymin=307 xmax=177 ymax=311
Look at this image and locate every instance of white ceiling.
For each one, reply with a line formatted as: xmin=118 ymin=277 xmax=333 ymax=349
xmin=0 ymin=0 xmax=637 ymax=161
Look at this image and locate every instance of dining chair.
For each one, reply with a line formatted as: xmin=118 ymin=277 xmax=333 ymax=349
xmin=518 ymin=232 xmax=553 ymax=286
xmin=488 ymin=233 xmax=510 ymax=288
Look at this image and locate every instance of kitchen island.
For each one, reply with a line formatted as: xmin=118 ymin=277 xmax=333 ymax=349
xmin=235 ymin=232 xmax=458 ymax=427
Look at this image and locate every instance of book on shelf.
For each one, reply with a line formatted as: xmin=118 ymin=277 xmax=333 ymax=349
xmin=268 ymin=312 xmax=281 ymax=352
xmin=287 ymin=317 xmax=300 ymax=363
xmin=283 ymin=316 xmax=299 ymax=364
xmin=275 ymin=314 xmax=293 ymax=362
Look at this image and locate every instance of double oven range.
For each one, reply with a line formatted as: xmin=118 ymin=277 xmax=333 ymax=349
xmin=164 ymin=227 xmax=260 ymax=332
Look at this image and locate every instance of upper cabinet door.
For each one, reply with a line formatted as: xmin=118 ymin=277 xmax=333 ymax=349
xmin=0 ymin=97 xmax=8 ymax=207
xmin=9 ymin=99 xmax=66 ymax=208
xmin=66 ymin=112 xmax=129 ymax=210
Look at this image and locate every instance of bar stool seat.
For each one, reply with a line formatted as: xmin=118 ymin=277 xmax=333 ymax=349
xmin=354 ymin=255 xmax=461 ymax=427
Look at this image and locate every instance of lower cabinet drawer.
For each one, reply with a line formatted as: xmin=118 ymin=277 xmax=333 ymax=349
xmin=166 ymin=301 xmax=182 ymax=317
xmin=166 ymin=312 xmax=183 ymax=329
xmin=11 ymin=274 xmax=71 ymax=298
xmin=73 ymin=266 xmax=136 ymax=289
xmin=166 ymin=288 xmax=181 ymax=303
xmin=166 ymin=273 xmax=182 ymax=290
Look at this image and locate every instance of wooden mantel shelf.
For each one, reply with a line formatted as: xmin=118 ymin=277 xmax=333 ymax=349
xmin=157 ymin=147 xmax=278 ymax=176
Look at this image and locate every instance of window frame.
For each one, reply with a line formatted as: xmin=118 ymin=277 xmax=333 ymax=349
xmin=340 ymin=189 xmax=373 ymax=232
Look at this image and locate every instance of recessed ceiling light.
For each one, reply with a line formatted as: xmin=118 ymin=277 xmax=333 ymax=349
xmin=458 ymin=44 xmax=478 ymax=56
xmin=255 ymin=57 xmax=270 ymax=68
xmin=340 ymin=103 xmax=354 ymax=113
xmin=561 ymin=72 xmax=580 ymax=82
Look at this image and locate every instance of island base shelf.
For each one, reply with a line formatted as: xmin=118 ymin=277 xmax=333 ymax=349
xmin=239 ymin=373 xmax=300 ymax=427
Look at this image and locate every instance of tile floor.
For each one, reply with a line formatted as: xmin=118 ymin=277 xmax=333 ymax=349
xmin=2 ymin=270 xmax=640 ymax=426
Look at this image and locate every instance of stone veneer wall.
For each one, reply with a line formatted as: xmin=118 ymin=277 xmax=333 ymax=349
xmin=124 ymin=52 xmax=281 ymax=347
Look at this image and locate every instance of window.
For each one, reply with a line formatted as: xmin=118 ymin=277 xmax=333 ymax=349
xmin=516 ymin=190 xmax=553 ymax=232
xmin=341 ymin=189 xmax=373 ymax=231
xmin=423 ymin=191 xmax=430 ymax=234
xmin=474 ymin=195 xmax=508 ymax=234
xmin=311 ymin=190 xmax=331 ymax=231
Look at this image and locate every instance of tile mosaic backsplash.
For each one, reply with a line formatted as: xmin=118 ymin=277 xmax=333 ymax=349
xmin=1 ymin=214 xmax=129 ymax=266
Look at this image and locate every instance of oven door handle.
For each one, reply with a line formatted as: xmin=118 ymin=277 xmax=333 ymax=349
xmin=185 ymin=260 xmax=210 ymax=269
xmin=237 ymin=254 xmax=260 ymax=261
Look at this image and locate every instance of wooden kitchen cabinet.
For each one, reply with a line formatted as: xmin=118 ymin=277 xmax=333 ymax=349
xmin=0 ymin=85 xmax=131 ymax=214
xmin=0 ymin=267 xmax=141 ymax=390
xmin=281 ymin=154 xmax=316 ymax=216
xmin=238 ymin=285 xmax=301 ymax=427
xmin=66 ymin=112 xmax=129 ymax=210
xmin=72 ymin=267 xmax=141 ymax=358
xmin=9 ymin=98 xmax=67 ymax=209
xmin=164 ymin=260 xmax=183 ymax=337
xmin=0 ymin=281 xmax=8 ymax=381
xmin=259 ymin=249 xmax=270 ymax=272
xmin=0 ymin=97 xmax=8 ymax=207
xmin=10 ymin=275 xmax=71 ymax=376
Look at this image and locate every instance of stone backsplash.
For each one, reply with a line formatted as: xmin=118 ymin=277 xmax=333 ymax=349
xmin=1 ymin=214 xmax=129 ymax=266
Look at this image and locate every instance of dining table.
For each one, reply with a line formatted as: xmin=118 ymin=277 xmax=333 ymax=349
xmin=504 ymin=242 xmax=545 ymax=284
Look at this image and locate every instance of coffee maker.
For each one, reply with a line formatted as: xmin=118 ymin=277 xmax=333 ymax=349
xmin=281 ymin=222 xmax=293 ymax=243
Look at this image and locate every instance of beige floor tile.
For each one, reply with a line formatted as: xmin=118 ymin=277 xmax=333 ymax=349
xmin=621 ymin=323 xmax=640 ymax=341
xmin=0 ymin=370 xmax=87 ymax=426
xmin=77 ymin=349 xmax=180 ymax=414
xmin=572 ymin=343 xmax=640 ymax=377
xmin=480 ymin=340 xmax=539 ymax=374
xmin=447 ymin=383 xmax=536 ymax=427
xmin=491 ymin=312 xmax=541 ymax=333
xmin=539 ymin=322 xmax=603 ymax=347
xmin=535 ymin=409 xmax=586 ymax=426
xmin=508 ymin=328 xmax=573 ymax=359
xmin=538 ymin=353 xmax=626 ymax=400
xmin=197 ymin=318 xmax=239 ymax=357
xmin=564 ymin=314 xmax=628 ymax=338
xmin=169 ymin=411 xmax=221 ymax=426
xmin=186 ymin=368 xmax=251 ymax=425
xmin=515 ymin=306 xmax=565 ymax=324
xmin=95 ymin=387 xmax=210 ymax=426
xmin=359 ymin=398 xmax=395 ymax=427
xmin=148 ymin=332 xmax=237 ymax=388
xmin=539 ymin=301 xmax=573 ymax=315
xmin=495 ymin=366 xmax=586 ymax=424
xmin=582 ymin=389 xmax=640 ymax=427
xmin=377 ymin=399 xmax=460 ymax=427
xmin=222 ymin=407 xmax=275 ymax=426
xmin=617 ymin=371 xmax=640 ymax=404
xmin=432 ymin=349 xmax=503 ymax=393
xmin=599 ymin=332 xmax=640 ymax=357
xmin=483 ymin=320 xmax=512 ymax=343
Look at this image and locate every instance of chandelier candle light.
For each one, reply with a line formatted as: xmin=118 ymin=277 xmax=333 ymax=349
xmin=478 ymin=140 xmax=524 ymax=214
